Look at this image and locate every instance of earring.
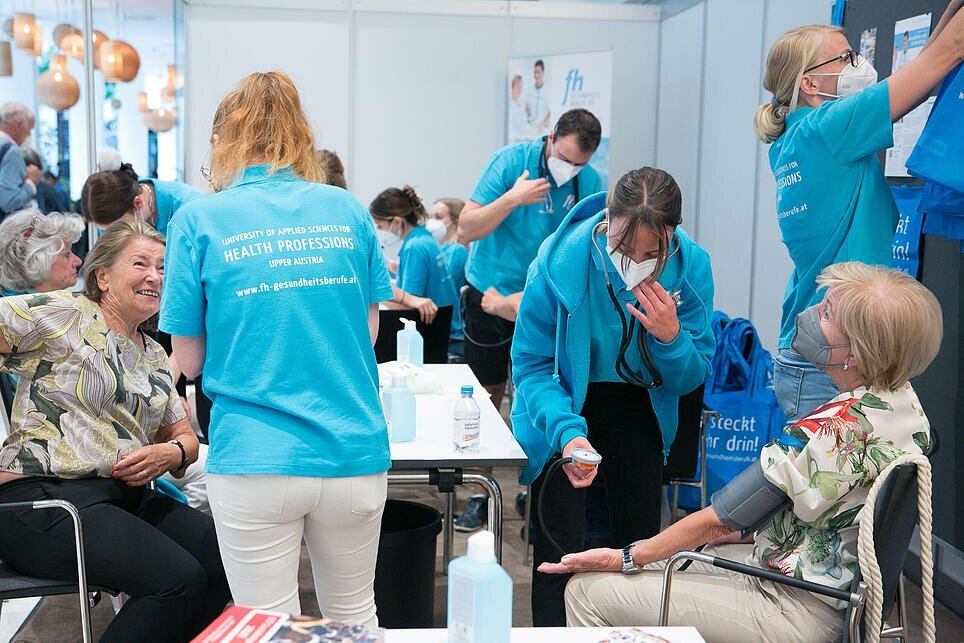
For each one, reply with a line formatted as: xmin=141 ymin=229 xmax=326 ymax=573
xmin=843 ymin=363 xmax=849 ymax=371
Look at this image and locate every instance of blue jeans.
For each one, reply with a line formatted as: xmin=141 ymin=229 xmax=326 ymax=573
xmin=773 ymin=347 xmax=839 ymax=423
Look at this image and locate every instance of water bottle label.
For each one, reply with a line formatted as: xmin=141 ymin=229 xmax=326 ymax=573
xmin=454 ymin=418 xmax=480 ymax=448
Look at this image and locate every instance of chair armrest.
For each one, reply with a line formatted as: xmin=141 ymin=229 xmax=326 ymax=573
xmin=0 ymin=497 xmax=95 ymax=641
xmin=659 ymin=550 xmax=867 ymax=641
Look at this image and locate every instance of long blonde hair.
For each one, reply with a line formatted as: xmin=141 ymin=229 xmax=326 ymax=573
xmin=209 ymin=71 xmax=324 ymax=190
xmin=753 ymin=25 xmax=843 ymax=144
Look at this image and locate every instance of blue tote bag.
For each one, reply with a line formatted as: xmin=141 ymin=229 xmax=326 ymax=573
xmin=907 ymin=63 xmax=964 ymax=194
xmin=678 ymin=314 xmax=787 ymax=510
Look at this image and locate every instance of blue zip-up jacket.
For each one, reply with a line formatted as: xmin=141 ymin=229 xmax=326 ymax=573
xmin=510 ymin=192 xmax=715 ymax=485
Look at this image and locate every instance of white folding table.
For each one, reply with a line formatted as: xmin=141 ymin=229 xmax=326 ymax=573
xmin=387 ymin=363 xmax=528 ymax=564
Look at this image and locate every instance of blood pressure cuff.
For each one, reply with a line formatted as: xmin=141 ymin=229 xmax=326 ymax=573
xmin=710 ymin=461 xmax=792 ymax=538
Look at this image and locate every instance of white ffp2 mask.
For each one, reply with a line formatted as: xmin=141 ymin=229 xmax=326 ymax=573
xmin=425 ymin=218 xmax=447 ymax=243
xmin=377 ymin=228 xmax=402 ymax=262
xmin=607 ymin=246 xmax=657 ymax=290
xmin=811 ymin=55 xmax=878 ymax=99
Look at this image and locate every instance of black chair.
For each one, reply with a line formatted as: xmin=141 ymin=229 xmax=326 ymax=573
xmin=658 ymin=429 xmax=940 ymax=642
xmin=0 ymin=499 xmax=116 ymax=643
xmin=374 ymin=305 xmax=454 ymax=364
xmin=662 ymin=386 xmax=714 ymax=515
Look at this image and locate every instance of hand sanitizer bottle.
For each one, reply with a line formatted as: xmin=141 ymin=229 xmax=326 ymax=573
xmin=447 ymin=530 xmax=511 ymax=643
xmin=397 ymin=318 xmax=424 ymax=366
xmin=387 ymin=374 xmax=416 ymax=443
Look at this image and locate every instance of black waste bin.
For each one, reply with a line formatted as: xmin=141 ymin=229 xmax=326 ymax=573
xmin=374 ymin=499 xmax=443 ymax=628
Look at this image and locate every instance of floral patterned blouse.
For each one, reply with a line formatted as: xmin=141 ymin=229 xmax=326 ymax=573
xmin=754 ymin=383 xmax=929 ymax=605
xmin=0 ymin=291 xmax=185 ymax=479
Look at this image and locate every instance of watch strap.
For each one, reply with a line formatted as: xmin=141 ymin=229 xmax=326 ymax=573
xmin=621 ymin=545 xmax=641 ymax=574
xmin=168 ymin=439 xmax=187 ymax=471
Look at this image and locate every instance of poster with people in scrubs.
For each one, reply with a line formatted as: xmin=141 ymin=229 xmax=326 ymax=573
xmin=859 ymin=27 xmax=877 ymax=67
xmin=892 ymin=13 xmax=931 ymax=72
xmin=507 ymin=50 xmax=613 ymax=185
xmin=885 ymin=13 xmax=933 ymax=177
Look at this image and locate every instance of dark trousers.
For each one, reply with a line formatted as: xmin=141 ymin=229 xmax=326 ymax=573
xmin=0 ymin=477 xmax=230 ymax=643
xmin=530 ymin=382 xmax=664 ymax=627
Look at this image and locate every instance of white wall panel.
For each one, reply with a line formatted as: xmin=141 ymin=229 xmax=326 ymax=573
xmin=352 ymin=11 xmax=506 ymax=206
xmin=185 ymin=6 xmax=349 ymax=191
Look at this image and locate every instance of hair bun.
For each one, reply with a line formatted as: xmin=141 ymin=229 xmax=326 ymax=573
xmin=402 ymin=185 xmax=421 ymax=207
xmin=118 ymin=162 xmax=139 ymax=182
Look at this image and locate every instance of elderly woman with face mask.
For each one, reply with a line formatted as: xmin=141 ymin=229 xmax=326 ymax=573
xmin=0 ymin=220 xmax=230 ymax=643
xmin=0 ymin=210 xmax=83 ymax=296
xmin=544 ymin=262 xmax=941 ymax=643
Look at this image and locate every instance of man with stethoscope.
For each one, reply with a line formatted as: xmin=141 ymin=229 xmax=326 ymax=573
xmin=454 ymin=108 xmax=602 ymax=532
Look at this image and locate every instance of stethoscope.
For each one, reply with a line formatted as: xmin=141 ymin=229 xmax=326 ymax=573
xmin=537 ymin=135 xmax=580 ymax=215
xmin=590 ymin=220 xmax=682 ymax=389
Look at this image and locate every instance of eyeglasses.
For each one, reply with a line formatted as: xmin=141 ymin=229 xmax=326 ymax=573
xmin=804 ymin=49 xmax=857 ymax=74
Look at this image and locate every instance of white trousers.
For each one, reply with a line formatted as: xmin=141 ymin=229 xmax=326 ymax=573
xmin=207 ymin=472 xmax=387 ymax=625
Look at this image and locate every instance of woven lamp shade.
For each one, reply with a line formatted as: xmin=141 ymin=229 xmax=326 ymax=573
xmin=62 ymin=30 xmax=107 ymax=66
xmin=24 ymin=23 xmax=41 ymax=58
xmin=0 ymin=41 xmax=11 ymax=76
xmin=53 ymin=23 xmax=80 ymax=48
xmin=99 ymin=39 xmax=139 ymax=82
xmin=37 ymin=56 xmax=80 ymax=111
xmin=13 ymin=13 xmax=34 ymax=50
xmin=143 ymin=107 xmax=176 ymax=133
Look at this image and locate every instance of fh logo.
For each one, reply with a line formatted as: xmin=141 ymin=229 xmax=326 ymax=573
xmin=562 ymin=68 xmax=584 ymax=106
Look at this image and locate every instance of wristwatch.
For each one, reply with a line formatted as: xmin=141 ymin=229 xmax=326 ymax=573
xmin=621 ymin=544 xmax=642 ymax=575
xmin=168 ymin=439 xmax=187 ymax=472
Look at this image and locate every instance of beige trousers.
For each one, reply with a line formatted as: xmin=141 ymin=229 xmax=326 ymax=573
xmin=565 ymin=544 xmax=843 ymax=643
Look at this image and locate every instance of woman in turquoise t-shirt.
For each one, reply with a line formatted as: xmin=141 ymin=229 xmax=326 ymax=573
xmin=754 ymin=8 xmax=964 ymax=421
xmin=81 ymin=164 xmax=201 ymax=235
xmin=160 ymin=71 xmax=395 ymax=623
xmin=369 ymin=186 xmax=458 ymax=328
xmin=431 ymin=197 xmax=469 ymax=358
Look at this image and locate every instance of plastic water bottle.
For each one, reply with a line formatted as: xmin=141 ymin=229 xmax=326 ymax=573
xmin=453 ymin=385 xmax=480 ymax=453
xmin=386 ymin=375 xmax=416 ymax=443
xmin=447 ymin=530 xmax=512 ymax=643
xmin=397 ymin=318 xmax=424 ymax=366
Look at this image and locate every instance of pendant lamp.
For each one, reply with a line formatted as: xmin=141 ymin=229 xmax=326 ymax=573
xmin=137 ymin=91 xmax=148 ymax=112
xmin=13 ymin=12 xmax=35 ymax=50
xmin=143 ymin=107 xmax=176 ymax=133
xmin=0 ymin=41 xmax=11 ymax=76
xmin=62 ymin=29 xmax=107 ymax=66
xmin=53 ymin=23 xmax=80 ymax=48
xmin=99 ymin=39 xmax=139 ymax=82
xmin=37 ymin=54 xmax=80 ymax=111
xmin=25 ymin=22 xmax=41 ymax=58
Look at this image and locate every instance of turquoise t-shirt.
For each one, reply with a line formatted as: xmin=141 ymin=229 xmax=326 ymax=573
xmin=441 ymin=243 xmax=468 ymax=293
xmin=466 ymin=138 xmax=602 ymax=295
xmin=771 ymin=80 xmax=896 ymax=349
xmin=397 ymin=225 xmax=458 ymax=309
xmin=441 ymin=243 xmax=468 ymax=339
xmin=143 ymin=179 xmax=202 ymax=236
xmin=159 ymin=165 xmax=395 ymax=477
xmin=587 ymin=232 xmax=644 ymax=383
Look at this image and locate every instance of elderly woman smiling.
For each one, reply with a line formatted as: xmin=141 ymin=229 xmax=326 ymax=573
xmin=0 ymin=210 xmax=84 ymax=296
xmin=0 ymin=220 xmax=229 ymax=643
xmin=544 ymin=262 xmax=941 ymax=643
